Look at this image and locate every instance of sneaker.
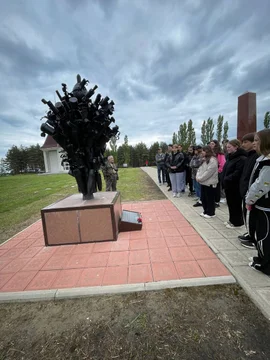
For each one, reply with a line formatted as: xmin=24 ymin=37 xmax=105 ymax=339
xmin=193 ymin=201 xmax=202 ymax=207
xmin=220 ymin=198 xmax=227 ymax=204
xmin=203 ymin=214 xmax=216 ymax=219
xmin=200 ymin=212 xmax=205 ymax=217
xmin=159 ymin=183 xmax=162 ymax=186
xmin=226 ymin=223 xmax=243 ymax=229
xmin=193 ymin=197 xmax=199 ymax=201
xmin=176 ymin=193 xmax=181 ymax=198
xmin=238 ymin=233 xmax=251 ymax=241
xmin=224 ymin=221 xmax=229 ymax=225
xmin=249 ymin=261 xmax=262 ymax=273
xmin=173 ymin=193 xmax=177 ymax=197
xmin=241 ymin=240 xmax=255 ymax=249
xmin=215 ymin=203 xmax=220 ymax=208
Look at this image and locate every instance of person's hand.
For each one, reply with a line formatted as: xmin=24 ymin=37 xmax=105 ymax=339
xmin=246 ymin=204 xmax=252 ymax=211
xmin=171 ymin=166 xmax=176 ymax=169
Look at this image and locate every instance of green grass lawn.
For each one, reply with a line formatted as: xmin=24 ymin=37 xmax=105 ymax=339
xmin=0 ymin=168 xmax=164 ymax=243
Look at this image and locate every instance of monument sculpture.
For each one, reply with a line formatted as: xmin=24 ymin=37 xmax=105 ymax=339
xmin=237 ymin=92 xmax=257 ymax=140
xmin=40 ymin=74 xmax=120 ymax=200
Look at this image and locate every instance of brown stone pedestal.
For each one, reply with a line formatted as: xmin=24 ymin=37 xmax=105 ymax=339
xmin=41 ymin=192 xmax=122 ymax=246
xmin=237 ymin=92 xmax=257 ymax=140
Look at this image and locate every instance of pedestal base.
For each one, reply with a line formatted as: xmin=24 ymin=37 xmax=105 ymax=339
xmin=41 ymin=192 xmax=121 ymax=246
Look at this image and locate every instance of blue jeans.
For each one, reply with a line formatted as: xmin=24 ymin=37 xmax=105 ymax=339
xmin=193 ymin=179 xmax=201 ymax=198
xmin=157 ymin=165 xmax=166 ymax=183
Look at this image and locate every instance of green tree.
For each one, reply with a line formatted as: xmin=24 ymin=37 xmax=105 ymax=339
xmin=223 ymin=121 xmax=229 ymax=141
xmin=109 ymin=136 xmax=118 ymax=163
xmin=216 ymin=115 xmax=224 ymax=143
xmin=5 ymin=145 xmax=27 ymax=174
xmin=178 ymin=122 xmax=188 ymax=149
xmin=122 ymin=135 xmax=130 ymax=165
xmin=27 ymin=144 xmax=45 ymax=171
xmin=172 ymin=132 xmax=177 ymax=144
xmin=264 ymin=111 xmax=270 ymax=128
xmin=205 ymin=118 xmax=214 ymax=144
xmin=201 ymin=121 xmax=207 ymax=145
xmin=187 ymin=119 xmax=196 ymax=146
xmin=149 ymin=142 xmax=160 ymax=165
xmin=116 ymin=145 xmax=125 ymax=166
xmin=133 ymin=142 xmax=149 ymax=167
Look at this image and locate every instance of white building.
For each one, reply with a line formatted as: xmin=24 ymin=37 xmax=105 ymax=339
xmin=41 ymin=136 xmax=69 ymax=173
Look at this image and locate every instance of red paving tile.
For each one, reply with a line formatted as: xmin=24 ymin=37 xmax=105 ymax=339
xmin=78 ymin=267 xmax=105 ymax=287
xmin=128 ymin=264 xmax=153 ymax=283
xmin=86 ymin=252 xmax=109 ymax=268
xmin=52 ymin=269 xmax=82 ymax=289
xmin=103 ymin=266 xmax=128 ymax=286
xmin=0 ymin=200 xmax=231 ymax=292
xmin=169 ymin=247 xmax=195 ymax=262
xmin=26 ymin=270 xmax=59 ymax=290
xmin=149 ymin=248 xmax=172 ymax=263
xmin=107 ymin=251 xmax=129 ymax=267
xmin=175 ymin=261 xmax=205 ymax=279
xmin=129 ymin=250 xmax=150 ymax=265
xmin=1 ymin=271 xmax=37 ymax=292
xmin=152 ymin=262 xmax=178 ymax=281
xmin=198 ymin=259 xmax=231 ymax=277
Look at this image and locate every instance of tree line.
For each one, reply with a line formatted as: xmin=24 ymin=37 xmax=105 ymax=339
xmin=2 ymin=112 xmax=269 ymax=173
xmin=1 ymin=145 xmax=45 ymax=175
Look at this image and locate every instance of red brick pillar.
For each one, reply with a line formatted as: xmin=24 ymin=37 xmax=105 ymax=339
xmin=237 ymin=92 xmax=257 ymax=140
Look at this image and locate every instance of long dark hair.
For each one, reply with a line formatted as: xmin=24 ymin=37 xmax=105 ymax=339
xmin=211 ymin=139 xmax=223 ymax=155
xmin=202 ymin=146 xmax=215 ymax=163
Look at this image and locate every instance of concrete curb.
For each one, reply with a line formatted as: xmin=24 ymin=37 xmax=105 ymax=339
xmin=0 ymin=276 xmax=235 ymax=303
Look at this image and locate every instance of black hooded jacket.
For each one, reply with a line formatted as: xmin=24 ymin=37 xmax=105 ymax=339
xmin=222 ymin=148 xmax=247 ymax=190
xmin=239 ymin=150 xmax=259 ymax=198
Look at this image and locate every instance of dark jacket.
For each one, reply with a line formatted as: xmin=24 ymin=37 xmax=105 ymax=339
xmin=239 ymin=150 xmax=259 ymax=198
xmin=166 ymin=151 xmax=185 ymax=173
xmin=222 ymin=148 xmax=247 ymax=190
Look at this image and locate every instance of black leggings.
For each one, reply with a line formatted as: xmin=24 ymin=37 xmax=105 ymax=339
xmin=225 ymin=188 xmax=244 ymax=226
xmin=254 ymin=208 xmax=270 ymax=275
xmin=201 ymin=185 xmax=215 ymax=216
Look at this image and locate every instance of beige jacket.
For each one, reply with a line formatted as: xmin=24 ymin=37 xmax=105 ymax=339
xmin=196 ymin=156 xmax=218 ymax=186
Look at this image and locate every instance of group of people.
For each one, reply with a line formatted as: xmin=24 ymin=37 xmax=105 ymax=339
xmin=156 ymin=129 xmax=270 ymax=276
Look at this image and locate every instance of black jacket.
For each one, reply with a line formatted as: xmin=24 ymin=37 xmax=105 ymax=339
xmin=239 ymin=150 xmax=259 ymax=198
xmin=166 ymin=151 xmax=185 ymax=173
xmin=222 ymin=148 xmax=247 ymax=190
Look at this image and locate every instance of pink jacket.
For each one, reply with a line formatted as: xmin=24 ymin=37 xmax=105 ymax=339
xmin=217 ymin=153 xmax=226 ymax=173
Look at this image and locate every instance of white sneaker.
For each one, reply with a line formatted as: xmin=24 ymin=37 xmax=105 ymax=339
xmin=173 ymin=193 xmax=177 ymax=197
xmin=224 ymin=221 xmax=229 ymax=225
xmin=204 ymin=214 xmax=216 ymax=219
xmin=220 ymin=198 xmax=227 ymax=204
xmin=193 ymin=197 xmax=199 ymax=201
xmin=176 ymin=193 xmax=181 ymax=198
xmin=200 ymin=212 xmax=205 ymax=217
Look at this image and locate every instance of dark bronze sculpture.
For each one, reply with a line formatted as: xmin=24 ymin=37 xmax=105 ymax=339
xmin=40 ymin=75 xmax=120 ymax=200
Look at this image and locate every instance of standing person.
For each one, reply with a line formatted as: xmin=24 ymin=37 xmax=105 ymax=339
xmin=186 ymin=146 xmax=195 ymax=196
xmin=190 ymin=146 xmax=203 ymax=207
xmin=246 ymin=129 xmax=270 ymax=275
xmin=222 ymin=139 xmax=247 ymax=229
xmin=209 ymin=140 xmax=226 ymax=208
xmin=166 ymin=144 xmax=185 ymax=198
xmin=238 ymin=133 xmax=259 ymax=248
xmin=196 ymin=146 xmax=218 ymax=218
xmin=155 ymin=148 xmax=166 ymax=185
xmin=164 ymin=144 xmax=173 ymax=191
xmin=178 ymin=144 xmax=186 ymax=193
xmin=102 ymin=155 xmax=118 ymax=191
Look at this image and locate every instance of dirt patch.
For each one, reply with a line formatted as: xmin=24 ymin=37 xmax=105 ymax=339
xmin=0 ymin=285 xmax=270 ymax=359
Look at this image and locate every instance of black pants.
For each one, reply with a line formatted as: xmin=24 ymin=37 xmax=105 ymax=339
xmin=186 ymin=167 xmax=193 ymax=193
xmin=225 ymin=188 xmax=244 ymax=226
xmin=254 ymin=208 xmax=270 ymax=275
xmin=201 ymin=185 xmax=215 ymax=216
xmin=242 ymin=199 xmax=256 ymax=241
xmin=166 ymin=170 xmax=171 ymax=188
xmin=214 ymin=173 xmax=222 ymax=203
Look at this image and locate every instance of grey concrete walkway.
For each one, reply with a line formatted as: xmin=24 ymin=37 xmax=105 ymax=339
xmin=142 ymin=166 xmax=270 ymax=320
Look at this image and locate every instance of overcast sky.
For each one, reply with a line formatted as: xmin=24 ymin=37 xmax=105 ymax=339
xmin=0 ymin=0 xmax=270 ymax=158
